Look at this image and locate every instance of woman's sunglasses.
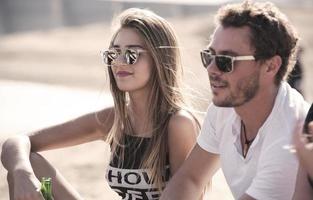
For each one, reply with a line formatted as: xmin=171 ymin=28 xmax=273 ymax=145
xmin=101 ymin=48 xmax=147 ymax=66
xmin=200 ymin=49 xmax=255 ymax=73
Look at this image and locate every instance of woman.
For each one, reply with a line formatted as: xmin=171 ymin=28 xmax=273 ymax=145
xmin=1 ymin=8 xmax=199 ymax=200
xmin=293 ymin=104 xmax=313 ymax=200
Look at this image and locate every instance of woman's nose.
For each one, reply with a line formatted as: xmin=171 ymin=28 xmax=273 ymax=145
xmin=114 ymin=53 xmax=128 ymax=66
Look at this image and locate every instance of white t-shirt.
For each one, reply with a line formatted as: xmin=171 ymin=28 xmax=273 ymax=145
xmin=197 ymin=82 xmax=309 ymax=200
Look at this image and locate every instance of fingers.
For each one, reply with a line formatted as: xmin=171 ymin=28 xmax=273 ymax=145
xmin=305 ymin=143 xmax=313 ymax=150
xmin=293 ymin=121 xmax=305 ymax=148
xmin=14 ymin=190 xmax=44 ymax=200
xmin=12 ymin=175 xmax=45 ymax=200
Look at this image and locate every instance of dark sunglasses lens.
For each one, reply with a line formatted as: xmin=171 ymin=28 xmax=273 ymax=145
xmin=201 ymin=51 xmax=214 ymax=68
xmin=216 ymin=56 xmax=232 ymax=72
xmin=104 ymin=50 xmax=117 ymax=65
xmin=125 ymin=49 xmax=138 ymax=65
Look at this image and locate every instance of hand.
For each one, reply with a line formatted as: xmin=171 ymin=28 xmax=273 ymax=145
xmin=294 ymin=122 xmax=313 ymax=153
xmin=12 ymin=169 xmax=45 ymax=200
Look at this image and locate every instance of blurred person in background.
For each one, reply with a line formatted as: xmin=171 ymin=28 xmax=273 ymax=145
xmin=161 ymin=1 xmax=309 ymax=200
xmin=288 ymin=46 xmax=304 ymax=95
xmin=1 ymin=8 xmax=200 ymax=200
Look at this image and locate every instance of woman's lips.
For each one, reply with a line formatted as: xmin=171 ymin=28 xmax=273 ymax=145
xmin=116 ymin=71 xmax=133 ymax=77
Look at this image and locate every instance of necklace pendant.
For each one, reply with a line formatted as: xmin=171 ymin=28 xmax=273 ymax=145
xmin=241 ymin=120 xmax=255 ymax=158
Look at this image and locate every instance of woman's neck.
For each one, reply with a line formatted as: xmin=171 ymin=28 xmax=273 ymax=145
xmin=128 ymin=91 xmax=152 ymax=136
xmin=128 ymin=90 xmax=149 ymax=117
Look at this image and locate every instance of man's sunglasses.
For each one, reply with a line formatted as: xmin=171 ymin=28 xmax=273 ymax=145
xmin=200 ymin=49 xmax=255 ymax=73
xmin=101 ymin=48 xmax=147 ymax=66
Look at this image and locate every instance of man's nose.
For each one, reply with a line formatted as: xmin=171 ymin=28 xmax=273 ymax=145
xmin=207 ymin=59 xmax=222 ymax=75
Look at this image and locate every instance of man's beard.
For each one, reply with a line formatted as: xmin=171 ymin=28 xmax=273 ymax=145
xmin=211 ymin=70 xmax=260 ymax=107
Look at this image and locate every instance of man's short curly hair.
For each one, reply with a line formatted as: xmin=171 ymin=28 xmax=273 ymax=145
xmin=215 ymin=0 xmax=299 ymax=85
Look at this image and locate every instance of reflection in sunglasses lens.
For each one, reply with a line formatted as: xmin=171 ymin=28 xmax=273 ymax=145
xmin=126 ymin=49 xmax=138 ymax=65
xmin=201 ymin=51 xmax=214 ymax=68
xmin=103 ymin=49 xmax=140 ymax=65
xmin=107 ymin=51 xmax=117 ymax=65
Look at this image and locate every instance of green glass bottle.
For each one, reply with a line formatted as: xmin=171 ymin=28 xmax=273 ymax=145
xmin=40 ymin=177 xmax=54 ymax=200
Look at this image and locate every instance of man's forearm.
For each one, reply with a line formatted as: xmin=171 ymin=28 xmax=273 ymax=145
xmin=160 ymin=145 xmax=220 ymax=200
xmin=160 ymin=171 xmax=204 ymax=200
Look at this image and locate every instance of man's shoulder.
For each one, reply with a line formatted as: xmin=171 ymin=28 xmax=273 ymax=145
xmin=282 ymin=81 xmax=308 ymax=109
xmin=203 ymin=104 xmax=237 ymax=131
xmin=206 ymin=103 xmax=235 ymax=116
xmin=273 ymin=82 xmax=309 ymax=122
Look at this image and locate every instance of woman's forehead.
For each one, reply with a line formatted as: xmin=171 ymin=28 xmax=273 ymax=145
xmin=113 ymin=28 xmax=146 ymax=48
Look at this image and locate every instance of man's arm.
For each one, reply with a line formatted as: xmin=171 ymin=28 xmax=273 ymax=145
xmin=160 ymin=144 xmax=220 ymax=200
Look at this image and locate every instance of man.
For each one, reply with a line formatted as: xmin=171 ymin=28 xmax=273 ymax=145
xmin=160 ymin=1 xmax=309 ymax=200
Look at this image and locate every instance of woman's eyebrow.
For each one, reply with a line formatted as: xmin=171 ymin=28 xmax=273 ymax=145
xmin=112 ymin=44 xmax=145 ymax=49
xmin=126 ymin=44 xmax=145 ymax=49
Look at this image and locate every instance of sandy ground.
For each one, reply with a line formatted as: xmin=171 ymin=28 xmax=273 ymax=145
xmin=0 ymin=6 xmax=312 ymax=200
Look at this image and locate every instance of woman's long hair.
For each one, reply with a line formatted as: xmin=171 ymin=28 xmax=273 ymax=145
xmin=105 ymin=8 xmax=189 ymax=191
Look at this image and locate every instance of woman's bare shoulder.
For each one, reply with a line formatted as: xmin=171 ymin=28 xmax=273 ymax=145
xmin=168 ymin=110 xmax=199 ymax=135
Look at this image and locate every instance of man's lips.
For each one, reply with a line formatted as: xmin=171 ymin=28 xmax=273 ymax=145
xmin=210 ymin=81 xmax=227 ymax=88
xmin=209 ymin=75 xmax=227 ymax=88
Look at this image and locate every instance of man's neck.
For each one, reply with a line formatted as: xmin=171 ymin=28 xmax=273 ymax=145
xmin=235 ymin=84 xmax=280 ymax=138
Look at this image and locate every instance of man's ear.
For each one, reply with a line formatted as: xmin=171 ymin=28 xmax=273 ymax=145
xmin=265 ymin=55 xmax=282 ymax=75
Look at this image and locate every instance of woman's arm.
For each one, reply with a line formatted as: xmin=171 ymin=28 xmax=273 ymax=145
xmin=2 ymin=107 xmax=114 ymax=169
xmin=167 ymin=110 xmax=199 ymax=175
xmin=1 ymin=134 xmax=43 ymax=200
xmin=293 ymin=122 xmax=313 ymax=199
xmin=29 ymin=107 xmax=114 ymax=152
xmin=166 ymin=110 xmax=217 ymax=200
xmin=1 ymin=107 xmax=114 ymax=199
xmin=294 ymin=122 xmax=313 ymax=179
xmin=293 ymin=164 xmax=313 ymax=200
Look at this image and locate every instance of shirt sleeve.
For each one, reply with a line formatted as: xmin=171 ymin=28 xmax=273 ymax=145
xmin=245 ymin=138 xmax=299 ymax=200
xmin=197 ymin=104 xmax=220 ymax=154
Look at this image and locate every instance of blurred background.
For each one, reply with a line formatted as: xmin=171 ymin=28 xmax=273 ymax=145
xmin=0 ymin=0 xmax=312 ymax=199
